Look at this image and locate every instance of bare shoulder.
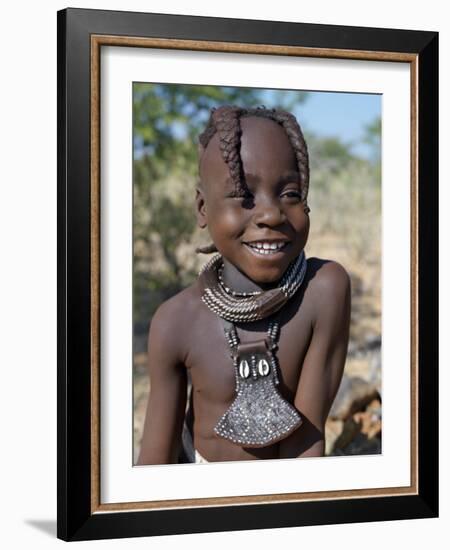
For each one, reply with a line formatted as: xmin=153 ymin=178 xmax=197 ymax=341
xmin=307 ymin=257 xmax=351 ymax=292
xmin=304 ymin=257 xmax=351 ymax=323
xmin=147 ymin=281 xmax=202 ymax=363
xmin=151 ymin=282 xmax=201 ymax=329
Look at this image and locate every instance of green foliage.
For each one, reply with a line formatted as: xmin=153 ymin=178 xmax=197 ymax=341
xmin=362 ymin=117 xmax=381 ymax=159
xmin=307 ymin=133 xmax=358 ymax=181
xmin=362 ymin=117 xmax=381 ymax=182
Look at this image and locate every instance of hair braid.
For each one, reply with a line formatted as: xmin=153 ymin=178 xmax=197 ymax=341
xmin=269 ymin=110 xmax=310 ymax=203
xmin=196 ymin=105 xmax=310 ymax=254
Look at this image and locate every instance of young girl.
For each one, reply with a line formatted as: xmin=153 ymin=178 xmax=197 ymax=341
xmin=137 ymin=105 xmax=351 ymax=464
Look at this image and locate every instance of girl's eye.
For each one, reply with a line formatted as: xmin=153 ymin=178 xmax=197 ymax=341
xmin=281 ymin=190 xmax=301 ymax=200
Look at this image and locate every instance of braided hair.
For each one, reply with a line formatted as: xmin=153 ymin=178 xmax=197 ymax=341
xmin=196 ymin=105 xmax=310 ymax=254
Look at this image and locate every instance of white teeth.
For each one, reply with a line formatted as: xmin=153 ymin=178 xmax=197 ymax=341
xmin=246 ymin=242 xmax=287 ymax=255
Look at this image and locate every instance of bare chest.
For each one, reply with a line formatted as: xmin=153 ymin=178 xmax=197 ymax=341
xmin=185 ymin=299 xmax=313 ymax=406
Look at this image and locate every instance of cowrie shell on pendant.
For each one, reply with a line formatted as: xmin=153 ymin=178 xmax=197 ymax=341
xmin=239 ymin=360 xmax=250 ymax=378
xmin=258 ymin=359 xmax=270 ymax=376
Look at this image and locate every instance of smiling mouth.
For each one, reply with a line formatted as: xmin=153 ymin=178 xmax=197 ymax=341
xmin=243 ymin=241 xmax=290 ymax=256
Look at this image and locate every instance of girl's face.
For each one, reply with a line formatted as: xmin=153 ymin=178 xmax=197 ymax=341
xmin=196 ymin=116 xmax=309 ymax=284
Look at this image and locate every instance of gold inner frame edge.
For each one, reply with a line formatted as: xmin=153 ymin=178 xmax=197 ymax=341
xmin=89 ymin=34 xmax=419 ymax=513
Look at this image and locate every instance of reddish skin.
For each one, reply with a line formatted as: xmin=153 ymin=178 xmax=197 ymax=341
xmin=137 ymin=117 xmax=351 ymax=464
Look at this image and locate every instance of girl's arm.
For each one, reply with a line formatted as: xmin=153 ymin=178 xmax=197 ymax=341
xmin=279 ymin=261 xmax=351 ymax=458
xmin=136 ymin=299 xmax=188 ymax=465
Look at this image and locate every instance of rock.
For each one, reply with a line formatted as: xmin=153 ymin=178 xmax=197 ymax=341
xmin=332 ymin=417 xmax=362 ymax=451
xmin=332 ymin=431 xmax=381 ymax=456
xmin=329 ymin=374 xmax=379 ymax=420
xmin=354 ymin=399 xmax=382 ymax=439
xmin=328 ymin=398 xmax=382 ymax=456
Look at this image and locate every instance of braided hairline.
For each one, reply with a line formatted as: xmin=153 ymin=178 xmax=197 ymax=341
xmin=198 ymin=105 xmax=310 ymax=202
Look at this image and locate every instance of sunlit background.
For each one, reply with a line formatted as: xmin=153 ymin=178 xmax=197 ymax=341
xmin=133 ymin=84 xmax=382 ymax=462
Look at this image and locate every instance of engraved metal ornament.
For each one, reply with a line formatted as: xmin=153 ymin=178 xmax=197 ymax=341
xmin=214 ymin=348 xmax=303 ymax=447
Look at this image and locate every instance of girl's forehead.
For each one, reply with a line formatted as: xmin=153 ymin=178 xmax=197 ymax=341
xmin=240 ymin=117 xmax=296 ymax=161
xmin=200 ymin=116 xmax=296 ymax=182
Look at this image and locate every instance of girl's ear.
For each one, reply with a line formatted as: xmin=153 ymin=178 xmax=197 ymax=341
xmin=195 ymin=187 xmax=207 ymax=228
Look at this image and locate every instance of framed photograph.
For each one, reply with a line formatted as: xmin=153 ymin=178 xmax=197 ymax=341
xmin=57 ymin=7 xmax=438 ymax=542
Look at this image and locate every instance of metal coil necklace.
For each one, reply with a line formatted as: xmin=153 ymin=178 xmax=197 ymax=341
xmin=197 ymin=251 xmax=307 ymax=448
xmin=198 ymin=250 xmax=307 ymax=323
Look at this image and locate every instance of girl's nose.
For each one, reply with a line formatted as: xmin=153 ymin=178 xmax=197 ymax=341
xmin=253 ymin=196 xmax=286 ymax=227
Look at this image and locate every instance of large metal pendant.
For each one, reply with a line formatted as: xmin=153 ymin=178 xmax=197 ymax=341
xmin=214 ymin=339 xmax=303 ymax=447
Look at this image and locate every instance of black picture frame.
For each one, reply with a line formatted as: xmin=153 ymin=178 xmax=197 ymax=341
xmin=57 ymin=7 xmax=438 ymax=542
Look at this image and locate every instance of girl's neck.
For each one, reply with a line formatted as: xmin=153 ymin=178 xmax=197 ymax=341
xmin=221 ymin=258 xmax=278 ymax=294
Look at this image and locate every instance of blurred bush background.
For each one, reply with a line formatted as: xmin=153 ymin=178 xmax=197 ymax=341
xmin=133 ymin=84 xmax=382 ymax=462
